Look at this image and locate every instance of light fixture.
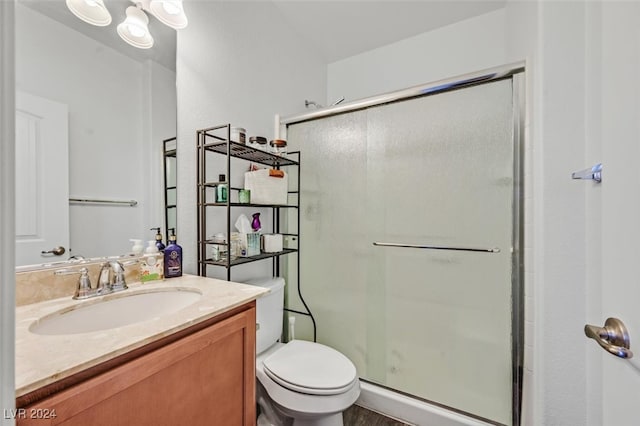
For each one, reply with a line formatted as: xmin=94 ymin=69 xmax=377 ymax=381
xmin=65 ymin=0 xmax=112 ymax=26
xmin=66 ymin=0 xmax=188 ymax=50
xmin=117 ymin=5 xmax=154 ymax=49
xmin=149 ymin=0 xmax=188 ymax=29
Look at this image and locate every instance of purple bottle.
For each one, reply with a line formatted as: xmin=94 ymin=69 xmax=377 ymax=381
xmin=164 ymin=228 xmax=183 ymax=278
xmin=251 ymin=213 xmax=261 ymax=232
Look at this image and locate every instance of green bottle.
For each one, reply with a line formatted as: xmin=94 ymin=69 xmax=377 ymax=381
xmin=216 ymin=174 xmax=228 ymax=203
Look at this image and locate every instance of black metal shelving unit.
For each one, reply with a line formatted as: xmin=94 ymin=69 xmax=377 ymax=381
xmin=163 ymin=137 xmax=177 ymax=243
xmin=196 ymin=124 xmax=300 ymax=281
xmin=196 ymin=123 xmax=317 ymax=342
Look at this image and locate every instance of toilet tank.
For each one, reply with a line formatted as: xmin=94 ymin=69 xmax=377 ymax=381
xmin=243 ymin=277 xmax=285 ymax=354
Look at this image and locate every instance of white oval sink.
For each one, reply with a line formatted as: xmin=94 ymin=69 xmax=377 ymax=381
xmin=30 ymin=288 xmax=202 ymax=336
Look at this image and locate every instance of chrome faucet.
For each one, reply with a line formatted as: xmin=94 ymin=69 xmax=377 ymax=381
xmin=97 ymin=261 xmax=129 ymax=293
xmin=55 ymin=259 xmax=136 ymax=300
xmin=55 ymin=266 xmax=96 ymax=300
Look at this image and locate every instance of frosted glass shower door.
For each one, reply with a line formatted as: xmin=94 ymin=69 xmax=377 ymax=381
xmin=365 ymin=80 xmax=515 ymax=425
xmin=285 ymin=111 xmax=370 ymax=356
xmin=287 ymin=78 xmax=517 ymax=425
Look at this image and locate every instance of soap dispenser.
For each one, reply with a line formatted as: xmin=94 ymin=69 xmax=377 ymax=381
xmin=164 ymin=228 xmax=183 ymax=278
xmin=129 ymin=239 xmax=144 ymax=256
xmin=140 ymin=240 xmax=164 ymax=282
xmin=150 ymin=227 xmax=165 ymax=252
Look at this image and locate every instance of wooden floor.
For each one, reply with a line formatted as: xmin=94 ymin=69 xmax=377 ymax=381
xmin=343 ymin=404 xmax=412 ymax=426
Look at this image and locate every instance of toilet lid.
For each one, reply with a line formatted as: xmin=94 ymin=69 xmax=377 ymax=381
xmin=262 ymin=340 xmax=357 ymax=396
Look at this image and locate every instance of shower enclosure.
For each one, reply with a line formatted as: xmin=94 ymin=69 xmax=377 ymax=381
xmin=282 ymin=64 xmax=524 ymax=426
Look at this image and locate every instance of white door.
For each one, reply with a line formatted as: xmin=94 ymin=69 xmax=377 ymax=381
xmin=15 ymin=91 xmax=69 ymax=266
xmin=587 ymin=2 xmax=640 ymax=425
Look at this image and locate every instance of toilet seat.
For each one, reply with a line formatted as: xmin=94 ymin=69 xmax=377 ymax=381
xmin=262 ymin=340 xmax=357 ymax=396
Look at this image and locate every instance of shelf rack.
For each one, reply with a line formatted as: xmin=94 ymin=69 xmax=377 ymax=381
xmin=196 ymin=124 xmax=300 ymax=280
xmin=196 ymin=123 xmax=317 ymax=342
xmin=163 ymin=136 xmax=177 ymax=243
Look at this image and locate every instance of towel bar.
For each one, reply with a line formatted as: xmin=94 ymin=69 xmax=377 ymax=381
xmin=373 ymin=242 xmax=500 ymax=253
xmin=69 ymin=198 xmax=138 ymax=207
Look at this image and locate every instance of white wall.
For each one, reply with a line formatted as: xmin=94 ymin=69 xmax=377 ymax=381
xmin=0 ymin=2 xmax=15 ymax=424
xmin=504 ymin=1 xmax=631 ymax=425
xmin=15 ymin=4 xmax=176 ymax=259
xmin=583 ymin=5 xmax=603 ymax=424
xmin=504 ymin=1 xmax=618 ymax=425
xmin=598 ymin=4 xmax=640 ymax=425
xmin=176 ymin=1 xmax=326 ymax=280
xmin=327 ymin=9 xmax=507 ymax=104
xmin=534 ymin=2 xmax=589 ymax=424
xmin=528 ymin=4 xmax=640 ymax=426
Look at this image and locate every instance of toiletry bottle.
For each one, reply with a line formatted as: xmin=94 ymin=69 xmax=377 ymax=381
xmin=164 ymin=228 xmax=183 ymax=278
xmin=150 ymin=227 xmax=165 ymax=252
xmin=216 ymin=174 xmax=228 ymax=203
xmin=140 ymin=240 xmax=164 ymax=282
xmin=129 ymin=239 xmax=144 ymax=256
xmin=252 ymin=212 xmax=261 ymax=232
xmin=211 ymin=232 xmax=226 ymax=261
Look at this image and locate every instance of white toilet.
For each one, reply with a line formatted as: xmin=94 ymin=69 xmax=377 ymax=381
xmin=245 ymin=277 xmax=360 ymax=426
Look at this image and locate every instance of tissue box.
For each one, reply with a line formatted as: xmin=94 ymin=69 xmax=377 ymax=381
xmin=233 ymin=232 xmax=261 ymax=257
xmin=244 ymin=169 xmax=288 ymax=205
xmin=261 ymin=234 xmax=283 ymax=253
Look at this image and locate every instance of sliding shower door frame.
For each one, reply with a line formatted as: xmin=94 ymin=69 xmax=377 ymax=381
xmin=282 ymin=62 xmax=526 ymax=426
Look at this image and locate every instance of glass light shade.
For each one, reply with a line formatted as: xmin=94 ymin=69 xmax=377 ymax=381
xmin=65 ymin=0 xmax=112 ymax=26
xmin=117 ymin=6 xmax=154 ymax=49
xmin=149 ymin=0 xmax=188 ymax=29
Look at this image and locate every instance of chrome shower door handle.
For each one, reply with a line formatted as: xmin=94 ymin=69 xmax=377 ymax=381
xmin=584 ymin=317 xmax=633 ymax=359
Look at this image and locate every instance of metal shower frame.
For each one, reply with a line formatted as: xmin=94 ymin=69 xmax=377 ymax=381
xmin=281 ymin=61 xmax=526 ymax=426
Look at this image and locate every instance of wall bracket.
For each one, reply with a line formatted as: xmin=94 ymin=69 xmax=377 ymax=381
xmin=572 ymin=163 xmax=602 ymax=183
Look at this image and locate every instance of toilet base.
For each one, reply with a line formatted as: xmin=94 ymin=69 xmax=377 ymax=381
xmin=292 ymin=413 xmax=343 ymax=426
xmin=257 ymin=381 xmax=346 ymax=426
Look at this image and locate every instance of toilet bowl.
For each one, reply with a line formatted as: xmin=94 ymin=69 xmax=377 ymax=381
xmin=245 ymin=277 xmax=360 ymax=426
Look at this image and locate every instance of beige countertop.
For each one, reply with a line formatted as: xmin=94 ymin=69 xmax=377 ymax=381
xmin=15 ymin=274 xmax=268 ymax=398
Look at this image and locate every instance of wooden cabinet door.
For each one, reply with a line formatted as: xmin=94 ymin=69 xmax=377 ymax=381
xmin=19 ymin=306 xmax=256 ymax=426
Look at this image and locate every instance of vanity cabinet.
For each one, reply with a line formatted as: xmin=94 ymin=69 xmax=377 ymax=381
xmin=17 ymin=303 xmax=256 ymax=426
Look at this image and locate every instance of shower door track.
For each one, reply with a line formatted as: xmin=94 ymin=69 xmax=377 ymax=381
xmin=282 ymin=61 xmax=526 ymax=426
xmin=281 ymin=61 xmax=525 ymax=125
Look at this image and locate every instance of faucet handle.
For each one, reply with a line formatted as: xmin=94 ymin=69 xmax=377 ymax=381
xmin=97 ymin=262 xmax=113 ymax=293
xmin=110 ymin=261 xmax=126 ymax=292
xmin=109 ymin=259 xmax=138 ymax=292
xmin=55 ymin=267 xmax=93 ymax=300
